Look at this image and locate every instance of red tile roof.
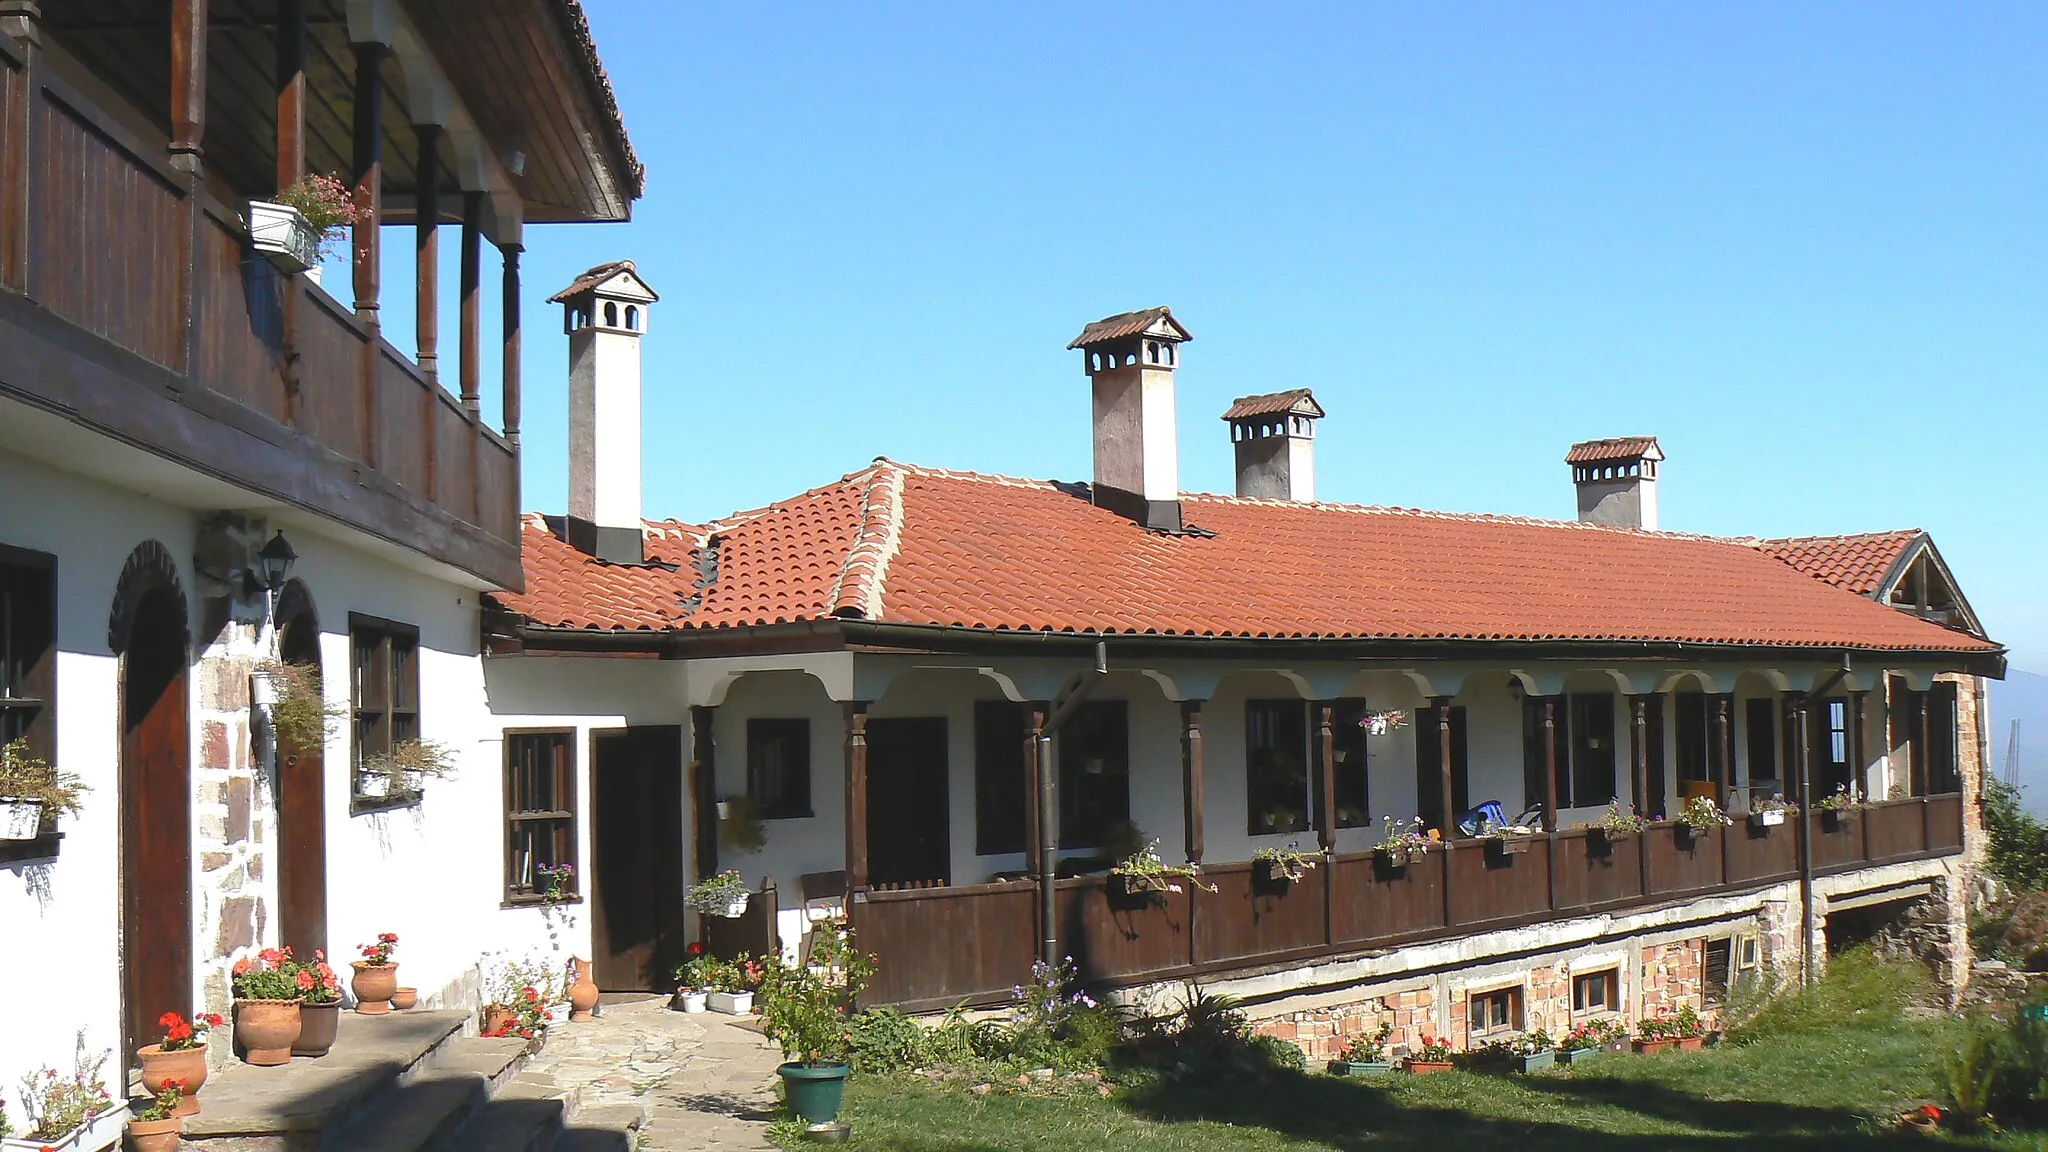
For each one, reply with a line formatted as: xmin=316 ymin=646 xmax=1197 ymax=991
xmin=492 ymin=461 xmax=1994 ymax=655
xmin=1758 ymin=530 xmax=1921 ymax=597
xmin=1566 ymin=436 xmax=1663 ymax=465
xmin=1068 ymin=307 xmax=1192 ymax=349
xmin=549 ymin=259 xmax=656 ymax=303
xmin=1223 ymin=389 xmax=1324 ymax=422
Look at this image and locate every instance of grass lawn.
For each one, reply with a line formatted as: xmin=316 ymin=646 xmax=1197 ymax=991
xmin=807 ymin=957 xmax=2044 ymax=1151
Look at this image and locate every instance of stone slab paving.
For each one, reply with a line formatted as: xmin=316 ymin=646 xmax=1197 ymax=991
xmin=525 ymin=994 xmax=783 ymax=1151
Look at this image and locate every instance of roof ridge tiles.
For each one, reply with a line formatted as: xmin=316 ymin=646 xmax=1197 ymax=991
xmin=829 ymin=461 xmax=907 ymax=620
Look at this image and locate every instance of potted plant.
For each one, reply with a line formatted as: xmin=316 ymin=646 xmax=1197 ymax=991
xmin=1252 ymin=841 xmax=1319 ymax=885
xmin=291 ymin=952 xmax=344 ymax=1056
xmin=478 ymin=952 xmax=561 ymax=1044
xmin=4 ymin=1034 xmax=116 ymax=1151
xmin=719 ymin=794 xmax=767 ymax=855
xmin=1109 ymin=838 xmax=1213 ymax=896
xmin=1374 ymin=815 xmax=1433 ymax=869
xmin=359 ymin=741 xmax=456 ymax=805
xmin=1404 ymin=1035 xmax=1456 ymax=1075
xmin=0 ymin=737 xmax=86 ymax=841
xmin=125 ymin=1081 xmax=184 ymax=1152
xmin=231 ymin=948 xmax=303 ymax=1065
xmin=1748 ymin=793 xmax=1797 ymax=829
xmin=1481 ymin=828 xmax=1535 ymax=857
xmin=352 ymin=932 xmax=400 ymax=1014
xmin=1665 ymin=1003 xmax=1708 ymax=1051
xmin=1676 ymin=795 xmax=1733 ymax=841
xmin=1556 ymin=1018 xmax=1627 ymax=1064
xmin=687 ymin=869 xmax=753 ymax=919
xmin=711 ymin=958 xmax=764 ymax=1015
xmin=674 ymin=944 xmax=720 ymax=1013
xmin=1591 ymin=801 xmax=1646 ymax=848
xmin=1506 ymin=1029 xmax=1555 ymax=1073
xmin=1817 ymin=785 xmax=1863 ymax=829
xmin=1326 ymin=1022 xmax=1395 ymax=1076
xmin=248 ymin=173 xmax=361 ymax=275
xmin=263 ymin=661 xmax=341 ymax=754
xmin=137 ymin=1011 xmax=219 ymax=1115
xmin=759 ymin=922 xmax=873 ymax=1129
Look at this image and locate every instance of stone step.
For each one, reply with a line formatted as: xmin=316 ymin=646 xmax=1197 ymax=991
xmin=439 ymin=1095 xmax=569 ymax=1152
xmin=322 ymin=1072 xmax=489 ymax=1152
xmin=184 ymin=1010 xmax=469 ymax=1152
xmin=548 ymin=1103 xmax=645 ymax=1152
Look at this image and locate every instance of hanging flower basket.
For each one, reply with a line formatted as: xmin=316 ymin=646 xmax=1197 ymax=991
xmin=248 ymin=201 xmax=319 ymax=274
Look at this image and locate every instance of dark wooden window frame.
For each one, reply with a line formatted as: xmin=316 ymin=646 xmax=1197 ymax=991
xmin=1331 ymin=698 xmax=1372 ymax=829
xmin=747 ymin=717 xmax=814 ymax=820
xmin=1058 ymin=700 xmax=1131 ymax=851
xmin=503 ymin=728 xmax=580 ymax=906
xmin=1571 ymin=968 xmax=1619 ymax=1015
xmin=1470 ymin=986 xmax=1522 ymax=1037
xmin=348 ymin=612 xmax=422 ymax=814
xmin=0 ymin=544 xmax=58 ymax=861
xmin=1245 ymin=698 xmax=1311 ymax=837
xmin=1704 ymin=936 xmax=1734 ymax=1006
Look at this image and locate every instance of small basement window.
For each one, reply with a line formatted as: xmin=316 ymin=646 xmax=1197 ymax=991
xmin=1471 ymin=987 xmax=1521 ymax=1037
xmin=1572 ymin=969 xmax=1618 ymax=1014
xmin=1704 ymin=937 xmax=1733 ymax=1006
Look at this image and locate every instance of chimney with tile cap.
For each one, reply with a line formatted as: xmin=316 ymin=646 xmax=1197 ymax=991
xmin=1069 ymin=307 xmax=1191 ymax=532
xmin=1567 ymin=435 xmax=1663 ymax=530
xmin=1224 ymin=388 xmax=1323 ymax=502
xmin=550 ymin=260 xmax=659 ymax=564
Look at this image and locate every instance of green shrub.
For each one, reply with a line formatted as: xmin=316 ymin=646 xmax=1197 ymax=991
xmin=1986 ymin=778 xmax=2048 ymax=892
xmin=1948 ymin=1015 xmax=2007 ymax=1128
xmin=849 ymin=1008 xmax=927 ymax=1072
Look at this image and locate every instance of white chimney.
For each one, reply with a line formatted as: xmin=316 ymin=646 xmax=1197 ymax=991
xmin=1567 ymin=436 xmax=1663 ymax=530
xmin=1068 ymin=307 xmax=1192 ymax=532
xmin=550 ymin=260 xmax=659 ymax=564
xmin=1224 ymin=389 xmax=1323 ymax=501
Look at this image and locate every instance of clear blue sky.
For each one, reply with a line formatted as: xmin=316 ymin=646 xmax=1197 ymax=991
xmin=361 ymin=2 xmax=2048 ymax=670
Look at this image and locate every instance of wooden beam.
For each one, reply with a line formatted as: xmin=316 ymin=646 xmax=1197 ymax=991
xmin=1542 ymin=696 xmax=1559 ymax=831
xmin=349 ymin=43 xmax=383 ymax=324
xmin=274 ymin=0 xmax=305 ymax=192
xmin=458 ymin=191 xmax=481 ymax=415
xmin=1182 ymin=701 xmax=1206 ymax=864
xmin=1315 ymin=703 xmax=1336 ymax=852
xmin=1917 ymin=689 xmax=1932 ymax=798
xmin=845 ymin=701 xmax=870 ymax=890
xmin=0 ymin=2 xmax=33 ymax=294
xmin=690 ymin=705 xmax=717 ymax=883
xmin=498 ymin=241 xmax=522 ymax=443
xmin=414 ymin=122 xmax=441 ymax=383
xmin=168 ymin=0 xmax=206 ymax=167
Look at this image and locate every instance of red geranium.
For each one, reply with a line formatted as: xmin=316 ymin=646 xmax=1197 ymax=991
xmin=157 ymin=1010 xmax=219 ymax=1051
xmin=359 ymin=933 xmax=399 ymax=966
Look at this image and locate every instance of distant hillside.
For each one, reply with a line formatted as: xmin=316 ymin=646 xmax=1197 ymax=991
xmin=1990 ymin=669 xmax=2048 ymax=815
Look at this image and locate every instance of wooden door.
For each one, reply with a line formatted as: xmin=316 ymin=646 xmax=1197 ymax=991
xmin=590 ymin=727 xmax=684 ymax=990
xmin=276 ymin=608 xmax=326 ymax=958
xmin=865 ymin=718 xmax=950 ymax=887
xmin=120 ymin=584 xmax=191 ymax=1061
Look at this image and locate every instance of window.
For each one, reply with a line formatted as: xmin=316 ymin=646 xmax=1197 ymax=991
xmin=1817 ymin=698 xmax=1852 ymax=795
xmin=1470 ymin=987 xmax=1521 ymax=1037
xmin=1573 ymin=969 xmax=1618 ymax=1014
xmin=1059 ymin=700 xmax=1129 ymax=850
xmin=0 ymin=546 xmax=56 ymax=764
xmin=1332 ymin=699 xmax=1372 ymax=828
xmin=974 ymin=700 xmax=1027 ymax=855
xmin=349 ymin=614 xmax=419 ymax=809
xmin=1415 ymin=706 xmax=1469 ymax=833
xmin=1704 ymin=937 xmax=1732 ymax=1006
xmin=1675 ymin=692 xmax=1710 ymax=786
xmin=504 ymin=730 xmax=576 ymax=903
xmin=747 ymin=718 xmax=812 ymax=819
xmin=1744 ymin=697 xmax=1779 ymax=792
xmin=1245 ymin=699 xmax=1309 ymax=835
xmin=1569 ymin=694 xmax=1617 ymax=808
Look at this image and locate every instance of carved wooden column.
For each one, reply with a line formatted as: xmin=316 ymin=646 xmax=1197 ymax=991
xmin=1434 ymin=697 xmax=1455 ymax=837
xmin=169 ymin=0 xmax=208 ymax=168
xmin=0 ymin=3 xmax=36 ymax=294
xmin=1715 ymin=693 xmax=1734 ymax=805
xmin=1631 ymin=694 xmax=1653 ymax=895
xmin=1849 ymin=691 xmax=1869 ymax=801
xmin=275 ymin=0 xmax=307 ymax=424
xmin=845 ymin=702 xmax=870 ymax=890
xmin=458 ymin=192 xmax=483 ymax=416
xmin=414 ymin=122 xmax=441 ymax=382
xmin=1181 ymin=701 xmax=1205 ymax=865
xmin=1315 ymin=704 xmax=1337 ymax=852
xmin=350 ymin=44 xmax=384 ymax=324
xmin=1542 ymin=697 xmax=1560 ymax=830
xmin=690 ymin=705 xmax=718 ymax=882
xmin=498 ymin=241 xmax=522 ymax=443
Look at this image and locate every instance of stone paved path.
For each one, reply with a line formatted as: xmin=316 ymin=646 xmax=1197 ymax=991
xmin=525 ymin=993 xmax=783 ymax=1151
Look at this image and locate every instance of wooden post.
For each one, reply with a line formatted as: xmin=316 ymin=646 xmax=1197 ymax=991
xmin=1849 ymin=690 xmax=1868 ymax=801
xmin=1314 ymin=704 xmax=1336 ymax=852
xmin=1632 ymin=694 xmax=1652 ymax=895
xmin=458 ymin=191 xmax=482 ymax=416
xmin=1435 ymin=698 xmax=1455 ymax=837
xmin=350 ymin=43 xmax=384 ymax=324
xmin=845 ymin=701 xmax=870 ymax=890
xmin=414 ymin=122 xmax=441 ymax=382
xmin=499 ymin=241 xmax=522 ymax=443
xmin=169 ymin=0 xmax=207 ymax=168
xmin=1795 ymin=702 xmax=1815 ymax=984
xmin=1542 ymin=697 xmax=1560 ymax=831
xmin=0 ymin=4 xmax=34 ymax=295
xmin=690 ymin=705 xmax=717 ymax=883
xmin=1715 ymin=693 xmax=1734 ymax=806
xmin=1181 ymin=701 xmax=1205 ymax=864
xmin=1023 ymin=704 xmax=1046 ymax=877
xmin=275 ymin=0 xmax=307 ymax=426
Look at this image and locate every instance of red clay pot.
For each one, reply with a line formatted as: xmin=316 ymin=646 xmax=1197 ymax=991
xmin=127 ymin=1114 xmax=183 ymax=1152
xmin=235 ymin=998 xmax=303 ymax=1066
xmin=351 ymin=961 xmax=399 ymax=1014
xmin=1406 ymin=1060 xmax=1455 ymax=1075
xmin=482 ymin=1004 xmax=519 ymax=1035
xmin=136 ymin=1042 xmax=207 ymax=1116
xmin=1676 ymin=1036 xmax=1705 ymax=1051
xmin=391 ymin=987 xmax=419 ymax=1010
xmin=1632 ymin=1038 xmax=1675 ymax=1055
xmin=293 ymin=1001 xmax=341 ymax=1057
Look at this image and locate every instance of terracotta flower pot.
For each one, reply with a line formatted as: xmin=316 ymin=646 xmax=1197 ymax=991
xmin=482 ymin=1004 xmax=519 ymax=1035
xmin=568 ymin=958 xmax=600 ymax=1022
xmin=293 ymin=1001 xmax=341 ymax=1057
xmin=1632 ymin=1038 xmax=1675 ymax=1055
xmin=235 ymin=998 xmax=303 ymax=1066
xmin=1676 ymin=1035 xmax=1704 ymax=1051
xmin=1406 ymin=1060 xmax=1455 ymax=1075
xmin=351 ymin=961 xmax=399 ymax=1014
xmin=391 ymin=987 xmax=419 ymax=1010
xmin=137 ymin=1042 xmax=207 ymax=1116
xmin=127 ymin=1115 xmax=183 ymax=1152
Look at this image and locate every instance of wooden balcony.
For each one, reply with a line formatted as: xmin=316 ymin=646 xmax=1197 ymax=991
xmin=851 ymin=794 xmax=1964 ymax=1011
xmin=0 ymin=28 xmax=523 ymax=589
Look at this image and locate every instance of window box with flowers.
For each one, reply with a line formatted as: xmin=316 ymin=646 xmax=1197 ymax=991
xmin=2 ymin=1032 xmax=119 ymax=1152
xmin=687 ymin=869 xmax=753 ymax=919
xmin=1555 ymin=1017 xmax=1628 ymax=1065
xmin=248 ymin=174 xmax=364 ymax=276
xmin=1326 ymin=1022 xmax=1395 ymax=1076
xmin=1817 ymin=785 xmax=1864 ymax=830
xmin=1748 ymin=793 xmax=1798 ymax=829
xmin=1374 ymin=815 xmax=1433 ymax=870
xmin=0 ymin=735 xmax=85 ymax=844
xmin=1403 ymin=1034 xmax=1456 ymax=1075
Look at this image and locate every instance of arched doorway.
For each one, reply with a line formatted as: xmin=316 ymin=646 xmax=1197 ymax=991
xmin=111 ymin=542 xmax=192 ymax=1061
xmin=275 ymin=579 xmax=327 ymax=958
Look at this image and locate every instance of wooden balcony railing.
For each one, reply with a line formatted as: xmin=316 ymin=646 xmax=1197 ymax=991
xmin=851 ymin=793 xmax=1965 ymax=1012
xmin=0 ymin=35 xmax=522 ymax=588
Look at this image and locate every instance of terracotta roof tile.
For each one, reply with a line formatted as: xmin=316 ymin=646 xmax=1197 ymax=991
xmin=1757 ymin=530 xmax=1922 ymax=597
xmin=1067 ymin=307 xmax=1193 ymax=349
xmin=1223 ymin=389 xmax=1324 ymax=422
xmin=548 ymin=259 xmax=654 ymax=303
xmin=496 ymin=462 xmax=1994 ymax=655
xmin=1566 ymin=436 xmax=1663 ymax=465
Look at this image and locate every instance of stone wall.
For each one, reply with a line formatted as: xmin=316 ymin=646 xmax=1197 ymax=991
xmin=1639 ymin=938 xmax=1705 ymax=1019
